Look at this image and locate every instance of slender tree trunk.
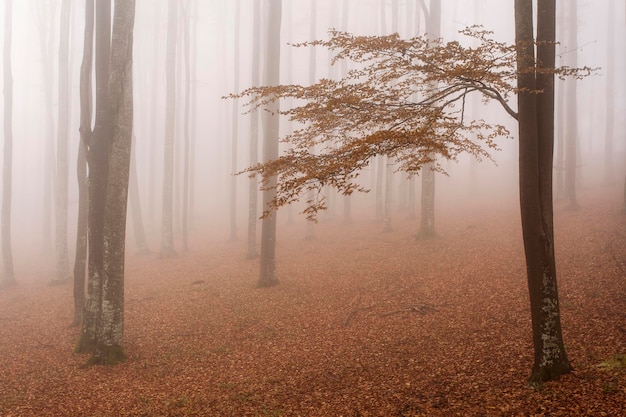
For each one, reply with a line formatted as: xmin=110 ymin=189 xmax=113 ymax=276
xmin=230 ymin=0 xmax=241 ymax=242
xmin=258 ymin=0 xmax=281 ymax=288
xmin=73 ymin=0 xmax=94 ymax=326
xmin=129 ymin=134 xmax=148 ymax=253
xmin=54 ymin=0 xmax=72 ymax=284
xmin=604 ymin=0 xmax=615 ymax=185
xmin=1 ymin=0 xmax=16 ymax=287
xmin=564 ymin=0 xmax=578 ymax=209
xmin=77 ymin=0 xmax=112 ymax=354
xmin=247 ymin=0 xmax=261 ymax=259
xmin=515 ymin=0 xmax=571 ymax=383
xmin=161 ymin=0 xmax=177 ymax=257
xmin=182 ymin=0 xmax=192 ymax=251
xmin=304 ymin=0 xmax=317 ymax=239
xmin=189 ymin=0 xmax=198 ymax=230
xmin=418 ymin=0 xmax=440 ymax=239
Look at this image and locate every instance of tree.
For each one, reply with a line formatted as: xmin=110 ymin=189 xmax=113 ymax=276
xmin=73 ymin=0 xmax=94 ymax=326
xmin=160 ymin=0 xmax=178 ymax=257
xmin=563 ymin=0 xmax=579 ymax=209
xmin=258 ymin=0 xmax=281 ymax=288
xmin=603 ymin=0 xmax=615 ymax=185
xmin=235 ymin=13 xmax=588 ymax=381
xmin=1 ymin=0 xmax=16 ymax=287
xmin=54 ymin=0 xmax=72 ymax=284
xmin=230 ymin=0 xmax=241 ymax=242
xmin=76 ymin=0 xmax=136 ymax=365
xmin=514 ymin=0 xmax=572 ymax=382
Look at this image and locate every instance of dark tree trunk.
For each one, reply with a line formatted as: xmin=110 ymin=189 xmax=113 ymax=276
xmin=515 ymin=0 xmax=572 ymax=383
xmin=77 ymin=0 xmax=112 ymax=354
xmin=91 ymin=0 xmax=135 ymax=365
xmin=258 ymin=0 xmax=281 ymax=288
xmin=73 ymin=0 xmax=94 ymax=326
xmin=1 ymin=0 xmax=15 ymax=287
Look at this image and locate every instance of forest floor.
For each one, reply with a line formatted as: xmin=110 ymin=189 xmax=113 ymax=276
xmin=1 ymin=186 xmax=625 ymax=416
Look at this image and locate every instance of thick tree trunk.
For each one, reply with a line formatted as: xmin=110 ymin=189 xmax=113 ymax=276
xmin=2 ymin=0 xmax=16 ymax=287
xmin=73 ymin=0 xmax=94 ymax=326
xmin=258 ymin=0 xmax=281 ymax=288
xmin=54 ymin=0 xmax=72 ymax=284
xmin=161 ymin=0 xmax=177 ymax=257
xmin=515 ymin=0 xmax=571 ymax=383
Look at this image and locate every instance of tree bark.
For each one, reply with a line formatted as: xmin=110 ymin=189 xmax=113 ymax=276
xmin=515 ymin=0 xmax=571 ymax=383
xmin=91 ymin=0 xmax=135 ymax=365
xmin=182 ymin=0 xmax=192 ymax=251
xmin=129 ymin=134 xmax=148 ymax=254
xmin=258 ymin=0 xmax=281 ymax=288
xmin=2 ymin=0 xmax=16 ymax=287
xmin=604 ymin=0 xmax=615 ymax=185
xmin=230 ymin=0 xmax=241 ymax=242
xmin=73 ymin=0 xmax=94 ymax=326
xmin=77 ymin=0 xmax=112 ymax=354
xmin=564 ymin=0 xmax=579 ymax=209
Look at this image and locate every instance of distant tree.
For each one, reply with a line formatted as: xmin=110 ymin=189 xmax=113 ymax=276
xmin=563 ymin=0 xmax=579 ymax=209
xmin=229 ymin=0 xmax=241 ymax=242
xmin=73 ymin=0 xmax=94 ymax=326
xmin=182 ymin=0 xmax=192 ymax=250
xmin=129 ymin=134 xmax=149 ymax=254
xmin=604 ymin=0 xmax=615 ymax=185
xmin=53 ymin=0 xmax=72 ymax=284
xmin=234 ymin=7 xmax=588 ymax=381
xmin=161 ymin=0 xmax=178 ymax=257
xmin=304 ymin=0 xmax=317 ymax=239
xmin=1 ymin=0 xmax=16 ymax=287
xmin=246 ymin=0 xmax=261 ymax=259
xmin=32 ymin=0 xmax=57 ymax=253
xmin=258 ymin=0 xmax=281 ymax=287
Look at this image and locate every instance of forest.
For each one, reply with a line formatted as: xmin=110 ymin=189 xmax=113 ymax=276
xmin=0 ymin=0 xmax=625 ymax=415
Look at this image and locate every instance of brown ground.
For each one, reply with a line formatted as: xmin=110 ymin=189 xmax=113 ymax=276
xmin=1 ymin=187 xmax=625 ymax=416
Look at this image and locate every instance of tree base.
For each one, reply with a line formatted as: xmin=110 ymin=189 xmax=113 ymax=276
xmin=257 ymin=277 xmax=279 ymax=288
xmin=529 ymin=361 xmax=573 ymax=384
xmin=75 ymin=334 xmax=96 ymax=354
xmin=86 ymin=344 xmax=127 ymax=366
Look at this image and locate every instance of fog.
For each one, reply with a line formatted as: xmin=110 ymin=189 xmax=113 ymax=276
xmin=0 ymin=0 xmax=624 ymax=278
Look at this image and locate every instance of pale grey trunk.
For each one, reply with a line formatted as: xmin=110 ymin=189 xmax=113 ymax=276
xmin=604 ymin=0 xmax=615 ymax=185
xmin=2 ymin=0 xmax=15 ymax=286
xmin=304 ymin=0 xmax=317 ymax=238
xmin=247 ymin=0 xmax=261 ymax=258
xmin=564 ymin=0 xmax=578 ymax=209
xmin=129 ymin=135 xmax=148 ymax=253
xmin=258 ymin=0 xmax=281 ymax=288
xmin=54 ymin=0 xmax=72 ymax=283
xmin=182 ymin=1 xmax=192 ymax=250
xmin=161 ymin=0 xmax=177 ymax=257
xmin=230 ymin=0 xmax=241 ymax=242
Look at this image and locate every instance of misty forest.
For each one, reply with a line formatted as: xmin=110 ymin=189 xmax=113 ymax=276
xmin=0 ymin=0 xmax=625 ymax=415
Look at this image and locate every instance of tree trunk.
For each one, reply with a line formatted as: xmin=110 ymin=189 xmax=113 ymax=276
xmin=129 ymin=135 xmax=148 ymax=254
xmin=90 ymin=0 xmax=135 ymax=365
xmin=182 ymin=0 xmax=192 ymax=251
xmin=54 ymin=0 xmax=72 ymax=283
xmin=258 ymin=0 xmax=281 ymax=288
xmin=1 ymin=0 xmax=16 ymax=287
xmin=77 ymin=0 xmax=112 ymax=354
xmin=304 ymin=0 xmax=317 ymax=239
xmin=73 ymin=0 xmax=94 ymax=326
xmin=247 ymin=0 xmax=261 ymax=259
xmin=604 ymin=0 xmax=615 ymax=185
xmin=161 ymin=0 xmax=177 ymax=257
xmin=564 ymin=0 xmax=578 ymax=209
xmin=230 ymin=0 xmax=241 ymax=242
xmin=515 ymin=0 xmax=571 ymax=383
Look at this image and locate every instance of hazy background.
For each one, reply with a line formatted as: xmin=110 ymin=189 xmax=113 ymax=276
xmin=0 ymin=0 xmax=623 ymax=278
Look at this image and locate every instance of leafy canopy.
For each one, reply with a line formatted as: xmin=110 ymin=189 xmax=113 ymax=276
xmin=231 ymin=27 xmax=589 ymax=220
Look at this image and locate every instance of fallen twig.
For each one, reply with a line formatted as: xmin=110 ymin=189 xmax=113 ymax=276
xmin=343 ymin=305 xmax=376 ymax=327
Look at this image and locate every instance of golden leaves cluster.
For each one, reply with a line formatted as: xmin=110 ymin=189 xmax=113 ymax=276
xmin=230 ymin=27 xmax=591 ymax=219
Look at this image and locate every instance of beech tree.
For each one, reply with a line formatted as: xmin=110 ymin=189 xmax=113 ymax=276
xmin=234 ymin=9 xmax=589 ymax=381
xmin=76 ymin=0 xmax=135 ymax=365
